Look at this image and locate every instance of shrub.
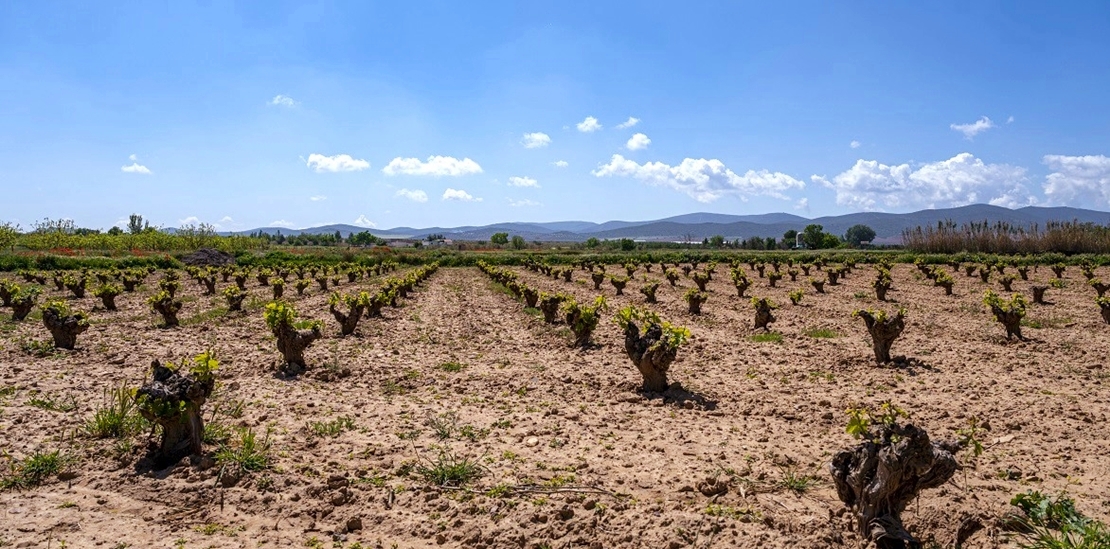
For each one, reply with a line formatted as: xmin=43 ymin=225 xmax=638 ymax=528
xmin=751 ymin=297 xmax=778 ymax=331
xmin=609 ymin=275 xmax=629 ymax=295
xmin=538 ymin=292 xmax=566 ymax=324
xmin=0 ymin=280 xmax=15 ymax=307
xmin=810 ymin=277 xmax=826 ymax=293
xmin=1098 ymin=297 xmax=1110 ymax=325
xmin=294 ymin=278 xmax=311 ymax=295
xmin=329 ymin=291 xmax=369 ymax=336
xmin=684 ymin=288 xmax=708 ymax=314
xmin=62 ymin=273 xmax=87 ymax=298
xmin=664 ymin=269 xmax=680 ymax=287
xmin=788 ymin=288 xmax=804 ymax=306
xmin=263 ymin=301 xmax=322 ymax=375
xmin=692 ymin=271 xmax=710 ymax=291
xmin=853 ymin=308 xmax=906 ymax=364
xmin=999 ymin=273 xmax=1017 ymax=291
xmin=271 ymin=277 xmax=284 ymax=299
xmin=730 ymin=269 xmax=751 ymax=297
xmin=983 ymin=290 xmax=1028 ymax=341
xmin=223 ymin=286 xmax=246 ymax=312
xmin=933 ymin=269 xmax=955 ymax=295
xmin=158 ymin=278 xmax=180 ymax=299
xmin=640 ymin=281 xmax=660 ymax=303
xmin=614 ymin=306 xmax=690 ymax=392
xmin=831 ymin=402 xmax=957 ymax=548
xmin=41 ymin=299 xmax=89 ymax=350
xmin=767 ymin=271 xmax=783 ymax=288
xmin=562 ymin=296 xmax=607 ymax=348
xmin=135 ymin=351 xmax=217 ymax=466
xmin=10 ymin=286 xmax=40 ymax=321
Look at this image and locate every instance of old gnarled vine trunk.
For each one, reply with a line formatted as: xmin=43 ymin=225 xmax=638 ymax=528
xmin=42 ymin=309 xmax=88 ymax=350
xmin=275 ymin=324 xmax=322 ymax=376
xmin=857 ymin=312 xmax=905 ymax=364
xmin=988 ymin=306 xmax=1025 ymax=341
xmin=829 ymin=424 xmax=959 ymax=549
xmin=138 ymin=361 xmax=215 ymax=467
xmin=623 ymin=322 xmax=678 ymax=393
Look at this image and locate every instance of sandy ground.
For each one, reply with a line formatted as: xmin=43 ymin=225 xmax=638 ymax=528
xmin=1 ymin=263 xmax=1108 ymax=548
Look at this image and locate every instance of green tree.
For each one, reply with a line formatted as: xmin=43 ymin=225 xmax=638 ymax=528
xmin=783 ymin=229 xmax=798 ymax=248
xmin=127 ymin=214 xmax=149 ymax=235
xmin=490 ymin=232 xmax=509 ymax=246
xmin=585 ymin=237 xmax=600 ymax=249
xmin=619 ymin=238 xmax=637 ymax=251
xmin=0 ymin=221 xmax=19 ymax=252
xmin=709 ymin=235 xmax=725 ymax=248
xmin=845 ymin=224 xmax=877 ymax=247
xmin=511 ymin=235 xmax=526 ymax=249
xmin=801 ymin=224 xmax=833 ymax=249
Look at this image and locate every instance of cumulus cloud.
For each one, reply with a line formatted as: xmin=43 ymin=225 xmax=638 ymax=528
xmin=1042 ymin=154 xmax=1110 ymax=208
xmin=442 ymin=188 xmax=481 ymax=202
xmin=576 ymin=116 xmax=602 ymax=133
xmin=271 ymin=95 xmax=297 ymax=107
xmin=383 ymin=156 xmax=483 ymax=177
xmin=592 ymin=154 xmax=805 ymax=203
xmin=521 ymin=132 xmax=551 ymax=149
xmin=509 ymin=198 xmax=541 ymax=207
xmin=395 ymin=188 xmax=429 ymax=202
xmin=392 ymin=188 xmax=426 ymax=201
xmin=178 ymin=216 xmax=201 ymax=226
xmin=1007 ymin=116 xmax=1015 ymax=124
xmin=850 ymin=140 xmax=861 ymax=149
xmin=309 ymin=195 xmax=327 ymax=201
xmin=814 ymin=152 xmax=1033 ymax=210
xmin=129 ymin=153 xmax=138 ymax=161
xmin=270 ymin=220 xmax=297 ymax=229
xmin=121 ymin=163 xmax=152 ymax=174
xmin=507 ymin=176 xmax=539 ymax=188
xmin=552 ymin=160 xmax=569 ymax=168
xmin=305 ymin=153 xmax=370 ymax=173
xmin=795 ymin=198 xmax=810 ymax=212
xmin=626 ymin=133 xmax=651 ymax=151
xmin=950 ymin=116 xmax=995 ymax=139
xmin=616 ymin=117 xmax=640 ymax=129
xmin=353 ymin=215 xmax=376 ymax=228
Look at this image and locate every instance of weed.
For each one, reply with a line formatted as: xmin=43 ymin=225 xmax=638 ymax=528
xmin=416 ymin=450 xmax=484 ymax=486
xmin=778 ymin=469 xmax=817 ymax=494
xmin=309 ymin=416 xmax=355 ymax=438
xmin=19 ymin=338 xmax=61 ymax=358
xmin=438 ymin=361 xmax=465 ymax=372
xmin=705 ymin=503 xmax=761 ymax=521
xmin=26 ymin=392 xmax=77 ymax=412
xmin=1 ymin=450 xmax=67 ymax=490
xmin=749 ymin=331 xmax=783 ymax=343
xmin=803 ymin=327 xmax=840 ymax=338
xmin=216 ymin=427 xmax=271 ymax=473
xmin=84 ymin=386 xmax=146 ymax=438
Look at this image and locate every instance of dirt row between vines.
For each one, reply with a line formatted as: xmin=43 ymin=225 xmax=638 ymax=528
xmin=1 ymin=264 xmax=1108 ymax=548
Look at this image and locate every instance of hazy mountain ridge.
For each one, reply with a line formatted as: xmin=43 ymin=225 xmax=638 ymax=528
xmin=227 ymin=205 xmax=1110 ymax=243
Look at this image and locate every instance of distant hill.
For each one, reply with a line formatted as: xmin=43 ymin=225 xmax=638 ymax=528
xmin=227 ymin=205 xmax=1110 ymax=243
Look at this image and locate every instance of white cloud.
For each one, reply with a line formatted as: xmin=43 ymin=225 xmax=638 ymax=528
xmin=129 ymin=153 xmax=138 ymax=161
xmin=270 ymin=220 xmax=297 ymax=228
xmin=509 ymin=198 xmax=541 ymax=207
xmin=521 ymin=132 xmax=551 ymax=149
xmin=950 ymin=116 xmax=995 ymax=139
xmin=395 ymin=188 xmax=429 ymax=202
xmin=1042 ymin=154 xmax=1110 ymax=208
xmin=850 ymin=140 xmax=861 ymax=149
xmin=507 ymin=176 xmax=539 ymax=188
xmin=592 ymin=154 xmax=805 ymax=203
xmin=178 ymin=216 xmax=201 ymax=226
xmin=626 ymin=133 xmax=651 ymax=151
xmin=815 ymin=152 xmax=1033 ymax=210
xmin=309 ymin=195 xmax=327 ymax=201
xmin=121 ymin=163 xmax=152 ymax=175
xmin=795 ymin=198 xmax=809 ymax=212
xmin=576 ymin=116 xmax=602 ymax=133
xmin=305 ymin=153 xmax=370 ymax=173
xmin=616 ymin=117 xmax=640 ymax=129
xmin=383 ymin=155 xmax=483 ymax=177
xmin=1007 ymin=115 xmax=1015 ymax=124
xmin=219 ymin=216 xmax=233 ymax=223
xmin=270 ymin=95 xmax=297 ymax=107
xmin=442 ymin=188 xmax=481 ymax=202
xmin=552 ymin=160 xmax=569 ymax=168
xmin=353 ymin=215 xmax=377 ymax=228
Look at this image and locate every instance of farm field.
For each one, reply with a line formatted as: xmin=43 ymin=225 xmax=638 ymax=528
xmin=1 ymin=260 xmax=1109 ymax=548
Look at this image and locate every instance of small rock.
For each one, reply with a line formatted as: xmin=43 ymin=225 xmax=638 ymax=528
xmin=525 ymin=437 xmax=539 ymax=447
xmin=346 ymin=516 xmax=363 ymax=532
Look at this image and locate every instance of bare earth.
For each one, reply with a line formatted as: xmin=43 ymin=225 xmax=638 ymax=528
xmin=1 ymin=263 xmax=1108 ymax=548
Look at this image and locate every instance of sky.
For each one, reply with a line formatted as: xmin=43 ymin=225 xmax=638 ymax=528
xmin=2 ymin=1 xmax=1110 ymax=232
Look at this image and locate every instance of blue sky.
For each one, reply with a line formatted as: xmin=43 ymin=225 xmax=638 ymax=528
xmin=3 ymin=1 xmax=1110 ymax=232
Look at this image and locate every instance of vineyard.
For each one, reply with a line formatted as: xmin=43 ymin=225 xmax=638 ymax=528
xmin=1 ymin=254 xmax=1109 ymax=548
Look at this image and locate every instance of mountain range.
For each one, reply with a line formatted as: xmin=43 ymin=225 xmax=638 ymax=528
xmin=231 ymin=204 xmax=1110 ymax=244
